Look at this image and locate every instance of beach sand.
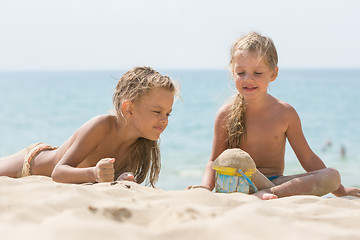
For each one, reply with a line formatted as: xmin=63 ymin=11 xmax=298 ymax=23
xmin=1 ymin=176 xmax=359 ymax=240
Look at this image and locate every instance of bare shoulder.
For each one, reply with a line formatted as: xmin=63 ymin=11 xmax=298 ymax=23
xmin=215 ymin=104 xmax=231 ymax=127
xmin=270 ymin=96 xmax=301 ymax=126
xmin=78 ymin=115 xmax=117 ymax=136
xmin=217 ymin=103 xmax=231 ymax=120
xmin=89 ymin=115 xmax=117 ymax=126
xmin=272 ymin=96 xmax=297 ymax=115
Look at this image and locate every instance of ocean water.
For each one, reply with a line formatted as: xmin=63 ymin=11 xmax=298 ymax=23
xmin=0 ymin=69 xmax=359 ymax=190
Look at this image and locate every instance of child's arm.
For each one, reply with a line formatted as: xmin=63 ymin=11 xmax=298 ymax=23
xmin=51 ymin=116 xmax=113 ymax=184
xmin=199 ymin=106 xmax=229 ymax=190
xmin=286 ymin=106 xmax=360 ymax=197
xmin=286 ymin=106 xmax=327 ymax=171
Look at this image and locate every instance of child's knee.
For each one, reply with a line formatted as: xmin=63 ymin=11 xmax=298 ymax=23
xmin=323 ymin=168 xmax=341 ymax=190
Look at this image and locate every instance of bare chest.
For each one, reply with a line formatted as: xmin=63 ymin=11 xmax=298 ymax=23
xmin=245 ymin=116 xmax=286 ymax=145
xmin=240 ymin=113 xmax=287 ymax=168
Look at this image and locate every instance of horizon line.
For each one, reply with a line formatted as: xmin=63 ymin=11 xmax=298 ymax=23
xmin=0 ymin=67 xmax=360 ymax=73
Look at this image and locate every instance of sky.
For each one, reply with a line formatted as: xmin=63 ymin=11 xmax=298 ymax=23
xmin=0 ymin=0 xmax=360 ymax=71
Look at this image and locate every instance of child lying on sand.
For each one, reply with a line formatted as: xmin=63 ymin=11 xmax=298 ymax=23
xmin=0 ymin=67 xmax=178 ymax=187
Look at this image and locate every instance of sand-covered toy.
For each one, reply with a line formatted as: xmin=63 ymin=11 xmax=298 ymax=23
xmin=212 ymin=148 xmax=258 ymax=193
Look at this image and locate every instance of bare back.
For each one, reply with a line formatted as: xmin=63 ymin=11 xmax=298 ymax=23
xmin=33 ymin=115 xmax=131 ymax=179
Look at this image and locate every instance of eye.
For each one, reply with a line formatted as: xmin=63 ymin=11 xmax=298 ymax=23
xmin=254 ymin=72 xmax=263 ymax=75
xmin=153 ymin=111 xmax=160 ymax=115
xmin=237 ymin=72 xmax=245 ymax=76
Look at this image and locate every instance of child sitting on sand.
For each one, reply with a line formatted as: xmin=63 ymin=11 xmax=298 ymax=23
xmin=188 ymin=32 xmax=360 ymax=199
xmin=0 ymin=66 xmax=177 ymax=187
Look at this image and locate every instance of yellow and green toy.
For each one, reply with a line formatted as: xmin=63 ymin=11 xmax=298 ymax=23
xmin=212 ymin=148 xmax=258 ymax=193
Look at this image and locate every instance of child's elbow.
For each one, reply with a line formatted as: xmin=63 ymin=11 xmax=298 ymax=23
xmin=51 ymin=166 xmax=63 ymax=183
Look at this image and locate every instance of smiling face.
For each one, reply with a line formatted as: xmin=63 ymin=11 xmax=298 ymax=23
xmin=130 ymin=87 xmax=174 ymax=141
xmin=232 ymin=51 xmax=278 ymax=101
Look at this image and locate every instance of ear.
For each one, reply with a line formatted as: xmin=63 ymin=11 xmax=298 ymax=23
xmin=121 ymin=100 xmax=133 ymax=117
xmin=269 ymin=66 xmax=278 ymax=82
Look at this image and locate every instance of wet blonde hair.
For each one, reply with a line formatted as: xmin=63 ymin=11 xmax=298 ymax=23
xmin=113 ymin=66 xmax=177 ymax=187
xmin=227 ymin=32 xmax=278 ymax=148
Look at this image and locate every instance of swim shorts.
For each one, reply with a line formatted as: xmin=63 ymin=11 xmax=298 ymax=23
xmin=20 ymin=143 xmax=58 ymax=177
xmin=267 ymin=175 xmax=280 ymax=181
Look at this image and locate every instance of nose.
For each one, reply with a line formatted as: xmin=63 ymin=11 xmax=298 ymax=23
xmin=160 ymin=115 xmax=168 ymax=124
xmin=241 ymin=73 xmax=254 ymax=81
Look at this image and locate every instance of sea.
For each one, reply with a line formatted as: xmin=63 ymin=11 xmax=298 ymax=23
xmin=0 ymin=69 xmax=359 ymax=191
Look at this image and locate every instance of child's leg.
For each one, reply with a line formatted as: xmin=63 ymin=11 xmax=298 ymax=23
xmin=261 ymin=168 xmax=341 ymax=198
xmin=251 ymin=169 xmax=276 ymax=190
xmin=249 ymin=170 xmax=278 ymax=200
xmin=0 ymin=148 xmax=27 ymax=178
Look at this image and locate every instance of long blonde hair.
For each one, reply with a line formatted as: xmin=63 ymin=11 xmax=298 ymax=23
xmin=227 ymin=32 xmax=278 ymax=148
xmin=113 ymin=66 xmax=178 ymax=187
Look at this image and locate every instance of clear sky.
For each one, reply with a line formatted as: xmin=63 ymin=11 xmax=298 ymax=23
xmin=1 ymin=0 xmax=360 ymax=71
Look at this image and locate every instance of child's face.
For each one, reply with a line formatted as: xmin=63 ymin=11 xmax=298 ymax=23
xmin=232 ymin=51 xmax=278 ymax=101
xmin=131 ymin=87 xmax=174 ymax=141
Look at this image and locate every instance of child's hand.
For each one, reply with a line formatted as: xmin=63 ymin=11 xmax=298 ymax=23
xmin=95 ymin=158 xmax=115 ymax=182
xmin=185 ymin=185 xmax=211 ymax=191
xmin=116 ymin=172 xmax=136 ymax=182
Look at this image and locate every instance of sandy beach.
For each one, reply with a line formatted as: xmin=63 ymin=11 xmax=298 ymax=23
xmin=1 ymin=176 xmax=359 ymax=240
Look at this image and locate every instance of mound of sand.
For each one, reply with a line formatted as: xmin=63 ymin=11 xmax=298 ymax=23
xmin=213 ymin=148 xmax=256 ymax=172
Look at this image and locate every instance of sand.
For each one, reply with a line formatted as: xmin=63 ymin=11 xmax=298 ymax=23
xmin=1 ymin=176 xmax=360 ymax=240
